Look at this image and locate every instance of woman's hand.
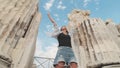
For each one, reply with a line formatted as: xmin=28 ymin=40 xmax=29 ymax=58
xmin=47 ymin=12 xmax=57 ymax=26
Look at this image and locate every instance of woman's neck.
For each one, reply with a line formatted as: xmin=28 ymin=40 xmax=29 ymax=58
xmin=62 ymin=31 xmax=67 ymax=35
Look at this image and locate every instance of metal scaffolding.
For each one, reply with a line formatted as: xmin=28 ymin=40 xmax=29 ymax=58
xmin=34 ymin=56 xmax=54 ymax=68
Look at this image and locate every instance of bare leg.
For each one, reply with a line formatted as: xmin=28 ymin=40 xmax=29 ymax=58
xmin=70 ymin=62 xmax=77 ymax=68
xmin=55 ymin=61 xmax=65 ymax=68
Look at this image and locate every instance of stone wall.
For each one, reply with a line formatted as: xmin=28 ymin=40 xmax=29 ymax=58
xmin=67 ymin=9 xmax=120 ymax=68
xmin=117 ymin=24 xmax=120 ymax=33
xmin=0 ymin=0 xmax=41 ymax=68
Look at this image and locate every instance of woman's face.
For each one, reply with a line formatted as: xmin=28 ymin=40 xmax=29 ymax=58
xmin=61 ymin=26 xmax=67 ymax=31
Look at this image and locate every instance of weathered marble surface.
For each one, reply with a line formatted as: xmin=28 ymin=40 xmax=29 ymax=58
xmin=68 ymin=9 xmax=120 ymax=68
xmin=117 ymin=24 xmax=120 ymax=33
xmin=0 ymin=0 xmax=41 ymax=68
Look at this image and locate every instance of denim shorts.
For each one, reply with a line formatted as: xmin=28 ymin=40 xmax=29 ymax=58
xmin=53 ymin=46 xmax=77 ymax=66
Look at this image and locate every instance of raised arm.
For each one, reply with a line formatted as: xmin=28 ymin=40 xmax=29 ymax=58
xmin=47 ymin=12 xmax=57 ymax=27
xmin=47 ymin=12 xmax=60 ymax=38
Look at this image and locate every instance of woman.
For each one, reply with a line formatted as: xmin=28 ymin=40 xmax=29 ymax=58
xmin=47 ymin=13 xmax=77 ymax=68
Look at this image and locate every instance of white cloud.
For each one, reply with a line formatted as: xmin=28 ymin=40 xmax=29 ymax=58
xmin=83 ymin=0 xmax=100 ymax=8
xmin=83 ymin=0 xmax=91 ymax=7
xmin=95 ymin=8 xmax=99 ymax=10
xmin=34 ymin=38 xmax=57 ymax=68
xmin=57 ymin=5 xmax=66 ymax=10
xmin=54 ymin=14 xmax=59 ymax=17
xmin=94 ymin=0 xmax=100 ymax=5
xmin=94 ymin=0 xmax=100 ymax=10
xmin=64 ymin=20 xmax=68 ymax=23
xmin=43 ymin=43 xmax=58 ymax=58
xmin=53 ymin=14 xmax=60 ymax=21
xmin=57 ymin=1 xmax=66 ymax=10
xmin=44 ymin=0 xmax=55 ymax=11
xmin=46 ymin=24 xmax=52 ymax=31
xmin=56 ymin=18 xmax=60 ymax=21
xmin=35 ymin=38 xmax=43 ymax=56
xmin=59 ymin=1 xmax=62 ymax=5
xmin=45 ymin=24 xmax=55 ymax=32
xmin=35 ymin=38 xmax=58 ymax=58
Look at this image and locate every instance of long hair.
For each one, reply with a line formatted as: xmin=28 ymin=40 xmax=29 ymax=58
xmin=60 ymin=26 xmax=69 ymax=34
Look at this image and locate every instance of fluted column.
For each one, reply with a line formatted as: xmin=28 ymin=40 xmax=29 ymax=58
xmin=0 ymin=0 xmax=41 ymax=68
xmin=67 ymin=9 xmax=120 ymax=68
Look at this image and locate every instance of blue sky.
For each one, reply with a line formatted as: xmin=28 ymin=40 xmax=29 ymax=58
xmin=35 ymin=0 xmax=120 ymax=58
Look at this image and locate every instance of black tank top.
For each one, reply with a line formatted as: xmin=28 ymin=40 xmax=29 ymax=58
xmin=57 ymin=33 xmax=71 ymax=47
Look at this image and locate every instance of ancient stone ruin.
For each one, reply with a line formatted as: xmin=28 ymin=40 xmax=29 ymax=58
xmin=0 ymin=0 xmax=41 ymax=68
xmin=68 ymin=9 xmax=120 ymax=68
xmin=0 ymin=0 xmax=120 ymax=68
